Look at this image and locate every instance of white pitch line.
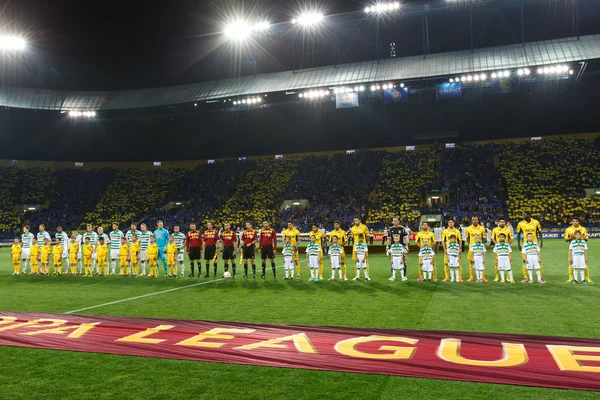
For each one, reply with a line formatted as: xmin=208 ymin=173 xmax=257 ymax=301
xmin=64 ymin=278 xmax=224 ymax=314
xmin=65 ymin=259 xmax=308 ymax=314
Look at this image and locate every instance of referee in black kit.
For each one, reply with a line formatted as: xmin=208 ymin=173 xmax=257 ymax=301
xmin=386 ymin=216 xmax=410 ymax=275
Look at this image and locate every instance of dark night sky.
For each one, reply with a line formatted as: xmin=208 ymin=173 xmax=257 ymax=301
xmin=1 ymin=0 xmax=600 ymax=91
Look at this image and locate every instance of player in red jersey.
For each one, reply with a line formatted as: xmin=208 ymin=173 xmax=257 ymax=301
xmin=186 ymin=223 xmax=203 ymax=277
xmin=220 ymin=223 xmax=238 ymax=278
xmin=241 ymin=222 xmax=258 ymax=279
xmin=203 ymin=222 xmax=219 ymax=278
xmin=258 ymin=221 xmax=277 ymax=279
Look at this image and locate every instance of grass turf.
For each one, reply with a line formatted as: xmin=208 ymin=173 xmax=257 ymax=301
xmin=0 ymin=240 xmax=598 ymax=399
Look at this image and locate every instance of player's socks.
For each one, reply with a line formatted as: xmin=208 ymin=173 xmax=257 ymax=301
xmin=444 ymin=265 xmax=450 ymax=280
xmin=392 ymin=269 xmax=396 ymax=279
xmin=261 ymin=262 xmax=266 ymax=277
xmin=232 ymin=263 xmax=236 ymax=278
xmin=527 ymin=270 xmax=533 ymax=282
xmin=244 ymin=264 xmax=248 ymax=276
xmin=584 ymin=267 xmax=591 ymax=282
xmin=500 ymin=270 xmax=505 ymax=281
xmin=401 ymin=269 xmax=406 ymax=280
xmin=213 ymin=264 xmax=218 ymax=277
xmin=536 ymin=270 xmax=542 ymax=282
xmin=271 ymin=262 xmax=276 ymax=278
xmin=252 ymin=264 xmax=256 ymax=276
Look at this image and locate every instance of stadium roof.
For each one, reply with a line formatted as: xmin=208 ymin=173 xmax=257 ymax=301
xmin=1 ymin=34 xmax=599 ymax=112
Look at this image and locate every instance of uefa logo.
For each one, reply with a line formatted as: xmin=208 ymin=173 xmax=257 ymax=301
xmin=343 ymin=94 xmax=352 ymax=101
xmin=391 ymin=91 xmax=401 ymax=101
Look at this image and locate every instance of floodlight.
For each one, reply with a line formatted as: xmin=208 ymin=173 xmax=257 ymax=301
xmin=359 ymin=86 xmax=365 ymax=92
xmin=449 ymin=78 xmax=454 ymax=83
xmin=370 ymin=85 xmax=376 ymax=91
xmin=0 ymin=35 xmax=26 ymax=50
xmin=467 ymin=75 xmax=473 ymax=81
xmin=480 ymin=74 xmax=486 ymax=80
xmin=400 ymin=83 xmax=405 ymax=88
xmin=292 ymin=11 xmax=324 ymax=26
xmin=491 ymin=73 xmax=497 ymax=79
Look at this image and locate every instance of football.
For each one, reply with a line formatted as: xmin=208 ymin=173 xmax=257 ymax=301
xmin=223 ymin=271 xmax=231 ymax=279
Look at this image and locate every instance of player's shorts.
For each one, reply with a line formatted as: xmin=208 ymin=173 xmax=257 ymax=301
xmin=53 ymin=256 xmax=62 ymax=265
xmin=11 ymin=255 xmax=20 ymax=264
xmin=158 ymin=249 xmax=166 ymax=261
xmin=356 ymin=254 xmax=367 ymax=269
xmin=41 ymin=256 xmax=49 ymax=265
xmin=97 ymin=261 xmax=107 ymax=267
xmin=497 ymin=258 xmax=511 ymax=271
xmin=222 ymin=246 xmax=235 ymax=260
xmin=167 ymin=254 xmax=176 ymax=265
xmin=308 ymin=256 xmax=319 ymax=269
xmin=242 ymin=246 xmax=255 ymax=260
xmin=421 ymin=261 xmax=433 ymax=272
xmin=292 ymin=250 xmax=299 ymax=262
xmin=69 ymin=254 xmax=78 ymax=265
xmin=204 ymin=245 xmax=217 ymax=261
xmin=473 ymin=257 xmax=485 ymax=271
xmin=525 ymin=256 xmax=540 ymax=270
xmin=448 ymin=257 xmax=460 ymax=268
xmin=119 ymin=256 xmax=128 ymax=267
xmin=392 ymin=257 xmax=405 ymax=270
xmin=572 ymin=256 xmax=586 ymax=269
xmin=83 ymin=256 xmax=92 ymax=265
xmin=177 ymin=252 xmax=184 ymax=262
xmin=21 ymin=249 xmax=30 ymax=260
xmin=188 ymin=247 xmax=201 ymax=261
xmin=330 ymin=257 xmax=340 ymax=269
xmin=148 ymin=257 xmax=158 ymax=266
xmin=260 ymin=245 xmax=274 ymax=260
xmin=110 ymin=249 xmax=120 ymax=260
xmin=139 ymin=249 xmax=148 ymax=261
xmin=284 ymin=259 xmax=295 ymax=270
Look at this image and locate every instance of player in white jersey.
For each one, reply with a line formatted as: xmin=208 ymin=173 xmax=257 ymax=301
xmin=522 ymin=233 xmax=543 ymax=284
xmin=569 ymin=230 xmax=589 ymax=284
xmin=109 ymin=223 xmax=124 ymax=275
xmin=71 ymin=228 xmax=83 ymax=274
xmin=327 ymin=236 xmax=343 ymax=281
xmin=36 ymin=224 xmax=52 ymax=249
xmin=492 ymin=233 xmax=513 ymax=284
xmin=173 ymin=225 xmax=186 ymax=277
xmin=55 ymin=225 xmax=70 ymax=274
xmin=137 ymin=223 xmax=153 ymax=276
xmin=446 ymin=235 xmax=462 ymax=283
xmin=388 ymin=235 xmax=407 ymax=281
xmin=83 ymin=224 xmax=99 ymax=273
xmin=353 ymin=234 xmax=370 ymax=281
xmin=305 ymin=235 xmax=321 ymax=282
xmin=20 ymin=225 xmax=34 ymax=273
xmin=470 ymin=235 xmax=486 ymax=282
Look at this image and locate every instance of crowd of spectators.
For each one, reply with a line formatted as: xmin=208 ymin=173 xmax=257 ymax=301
xmin=438 ymin=144 xmax=505 ymax=225
xmin=280 ymin=151 xmax=384 ymax=231
xmin=367 ymin=148 xmax=435 ymax=229
xmin=497 ymin=137 xmax=600 ymax=227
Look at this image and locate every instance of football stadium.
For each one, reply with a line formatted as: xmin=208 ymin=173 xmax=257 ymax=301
xmin=1 ymin=0 xmax=600 ymax=398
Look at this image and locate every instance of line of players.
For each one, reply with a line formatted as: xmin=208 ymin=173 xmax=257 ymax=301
xmin=410 ymin=213 xmax=591 ymax=284
xmin=8 ymin=214 xmax=592 ymax=283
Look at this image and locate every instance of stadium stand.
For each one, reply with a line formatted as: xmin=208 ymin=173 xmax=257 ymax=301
xmin=439 ymin=144 xmax=506 ymax=224
xmin=0 ymin=167 xmax=20 ymax=232
xmin=29 ymin=168 xmax=115 ymax=230
xmin=367 ymin=147 xmax=435 ymax=229
xmin=497 ymin=137 xmax=600 ymax=227
xmin=280 ymin=151 xmax=384 ymax=231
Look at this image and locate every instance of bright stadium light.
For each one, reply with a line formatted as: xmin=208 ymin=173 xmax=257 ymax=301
xmin=68 ymin=110 xmax=96 ymax=118
xmin=524 ymin=69 xmax=530 ymax=75
xmin=400 ymin=83 xmax=405 ymax=88
xmin=0 ymin=35 xmax=26 ymax=50
xmin=473 ymin=75 xmax=480 ymax=81
xmin=370 ymin=85 xmax=376 ymax=91
xmin=224 ymin=19 xmax=271 ymax=40
xmin=292 ymin=11 xmax=324 ymax=26
xmin=449 ymin=78 xmax=454 ymax=83
xmin=480 ymin=74 xmax=487 ymax=80
xmin=569 ymin=69 xmax=574 ymax=75
xmin=491 ymin=73 xmax=497 ymax=79
xmin=365 ymin=2 xmax=400 ymax=13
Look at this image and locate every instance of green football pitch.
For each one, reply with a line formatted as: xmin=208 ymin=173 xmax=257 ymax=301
xmin=0 ymin=240 xmax=598 ymax=400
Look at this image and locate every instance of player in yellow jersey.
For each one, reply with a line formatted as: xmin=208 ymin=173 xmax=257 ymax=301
xmin=350 ymin=217 xmax=370 ymax=277
xmin=96 ymin=237 xmax=109 ymax=276
xmin=129 ymin=235 xmax=141 ymax=278
xmin=415 ymin=222 xmax=437 ymax=281
xmin=52 ymin=238 xmax=64 ymax=276
xmin=309 ymin=224 xmax=326 ymax=280
xmin=441 ymin=218 xmax=463 ymax=282
xmin=564 ymin=217 xmax=591 ymax=283
xmin=464 ymin=216 xmax=487 ymax=282
xmin=10 ymin=238 xmax=21 ymax=275
xmin=30 ymin=238 xmax=40 ymax=275
xmin=82 ymin=237 xmax=94 ymax=276
xmin=68 ymin=234 xmax=80 ymax=275
xmin=283 ymin=221 xmax=301 ymax=279
xmin=516 ymin=212 xmax=546 ymax=283
xmin=329 ymin=221 xmax=348 ymax=281
xmin=491 ymin=218 xmax=513 ymax=281
xmin=40 ymin=238 xmax=51 ymax=275
xmin=119 ymin=237 xmax=130 ymax=276
xmin=147 ymin=236 xmax=159 ymax=278
xmin=166 ymin=235 xmax=178 ymax=277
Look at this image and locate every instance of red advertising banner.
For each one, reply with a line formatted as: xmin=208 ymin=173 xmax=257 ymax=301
xmin=0 ymin=312 xmax=599 ymax=391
